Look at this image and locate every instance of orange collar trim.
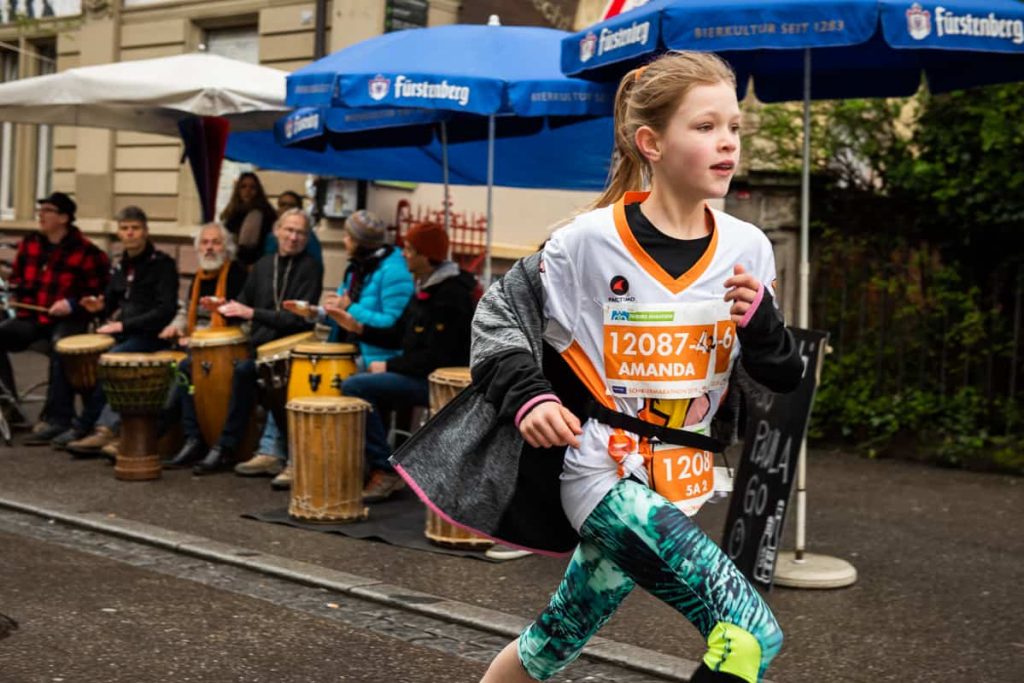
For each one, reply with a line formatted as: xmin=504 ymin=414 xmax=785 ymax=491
xmin=612 ymin=191 xmax=719 ymax=295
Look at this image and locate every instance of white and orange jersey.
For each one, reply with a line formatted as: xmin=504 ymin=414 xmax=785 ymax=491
xmin=541 ymin=191 xmax=779 ymax=527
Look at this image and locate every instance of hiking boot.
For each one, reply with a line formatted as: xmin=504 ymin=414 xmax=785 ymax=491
xmin=270 ymin=464 xmax=293 ymax=491
xmin=67 ymin=426 xmax=117 ymax=454
xmin=234 ymin=454 xmax=285 ymax=477
xmin=361 ymin=469 xmax=406 ymax=503
xmin=25 ymin=422 xmax=72 ymax=446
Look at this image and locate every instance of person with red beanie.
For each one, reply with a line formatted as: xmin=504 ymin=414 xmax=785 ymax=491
xmin=327 ymin=222 xmax=477 ymax=502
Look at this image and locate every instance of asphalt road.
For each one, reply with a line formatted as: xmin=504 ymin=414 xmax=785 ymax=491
xmin=2 ymin=352 xmax=1022 ymax=682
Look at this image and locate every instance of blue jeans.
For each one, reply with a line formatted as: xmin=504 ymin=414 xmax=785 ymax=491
xmin=258 ymin=411 xmax=287 ymax=461
xmin=77 ymin=335 xmax=167 ymax=433
xmin=340 ymin=372 xmax=429 ymax=472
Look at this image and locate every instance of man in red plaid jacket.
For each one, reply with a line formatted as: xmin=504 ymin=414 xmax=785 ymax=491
xmin=1 ymin=192 xmax=110 ymax=442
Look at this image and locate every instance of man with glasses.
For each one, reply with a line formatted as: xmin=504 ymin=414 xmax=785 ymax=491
xmin=167 ymin=209 xmax=322 ymax=474
xmin=262 ymin=190 xmax=324 ymax=266
xmin=0 ymin=192 xmax=110 ymax=442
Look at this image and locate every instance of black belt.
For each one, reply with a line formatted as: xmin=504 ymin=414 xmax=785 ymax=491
xmin=584 ymin=401 xmax=725 ymax=453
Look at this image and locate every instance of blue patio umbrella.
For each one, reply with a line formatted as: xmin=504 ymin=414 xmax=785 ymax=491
xmin=285 ymin=19 xmax=615 ymax=282
xmin=562 ymin=0 xmax=1024 ymax=588
xmin=563 ymin=0 xmax=1024 ymax=326
xmin=226 ymin=116 xmax=615 ymax=191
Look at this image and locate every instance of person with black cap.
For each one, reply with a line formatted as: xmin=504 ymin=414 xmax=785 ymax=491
xmin=2 ymin=192 xmax=110 ymax=443
xmin=326 ymin=221 xmax=476 ymax=502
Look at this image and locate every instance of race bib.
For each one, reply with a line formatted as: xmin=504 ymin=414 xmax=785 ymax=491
xmin=603 ymin=301 xmax=733 ymax=399
xmin=648 ymin=443 xmax=715 ymax=516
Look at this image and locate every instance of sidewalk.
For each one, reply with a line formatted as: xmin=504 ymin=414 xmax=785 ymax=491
xmin=2 ymin=355 xmax=1022 ymax=681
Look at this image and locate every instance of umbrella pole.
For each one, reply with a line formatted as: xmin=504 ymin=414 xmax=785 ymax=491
xmin=441 ymin=121 xmax=451 ymax=234
xmin=484 ymin=114 xmax=495 ymax=286
xmin=774 ymin=48 xmax=857 ymax=590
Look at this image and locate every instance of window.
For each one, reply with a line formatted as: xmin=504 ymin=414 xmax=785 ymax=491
xmin=204 ymin=26 xmax=258 ymax=64
xmin=0 ymin=50 xmax=17 ymax=220
xmin=34 ymin=43 xmax=56 ymax=201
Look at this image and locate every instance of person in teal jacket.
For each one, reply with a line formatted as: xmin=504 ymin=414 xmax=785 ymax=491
xmin=319 ymin=210 xmax=414 ymax=367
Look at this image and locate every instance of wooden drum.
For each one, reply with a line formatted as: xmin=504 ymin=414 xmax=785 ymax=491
xmin=188 ymin=327 xmax=250 ymax=449
xmin=286 ymin=342 xmax=359 ymax=400
xmin=98 ymin=352 xmax=177 ymax=481
xmin=55 ymin=333 xmax=115 ymax=393
xmin=425 ymin=367 xmax=492 ymax=549
xmin=287 ymin=396 xmax=370 ymax=524
xmin=256 ymin=331 xmax=314 ymax=430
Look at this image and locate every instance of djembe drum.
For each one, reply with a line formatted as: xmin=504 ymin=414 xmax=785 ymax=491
xmin=287 ymin=396 xmax=370 ymax=523
xmin=255 ymin=331 xmax=314 ymax=434
xmin=286 ymin=342 xmax=359 ymax=401
xmin=55 ymin=333 xmax=115 ymax=393
xmin=188 ymin=327 xmax=251 ymax=450
xmin=98 ymin=352 xmax=177 ymax=481
xmin=424 ymin=367 xmax=493 ymax=549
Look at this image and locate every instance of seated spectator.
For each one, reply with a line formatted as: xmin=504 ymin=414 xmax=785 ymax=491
xmin=159 ymin=223 xmax=248 ymax=346
xmin=270 ymin=210 xmax=413 ymax=489
xmin=327 ymin=223 xmax=475 ymax=502
xmin=5 ymin=192 xmax=110 ymax=444
xmin=63 ymin=206 xmax=179 ymax=453
xmin=166 ymin=208 xmax=322 ymax=474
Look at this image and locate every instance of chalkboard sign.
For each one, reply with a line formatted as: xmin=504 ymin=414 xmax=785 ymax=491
xmin=386 ymin=0 xmax=429 ymax=32
xmin=721 ymin=327 xmax=829 ymax=591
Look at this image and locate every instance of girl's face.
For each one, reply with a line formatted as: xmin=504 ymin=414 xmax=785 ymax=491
xmin=643 ymin=81 xmax=741 ymax=201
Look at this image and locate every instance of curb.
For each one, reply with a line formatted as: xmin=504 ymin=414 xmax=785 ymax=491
xmin=0 ymin=494 xmax=702 ymax=682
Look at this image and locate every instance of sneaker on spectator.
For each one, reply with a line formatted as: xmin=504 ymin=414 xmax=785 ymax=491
xmin=361 ymin=470 xmax=406 ymax=503
xmin=235 ymin=454 xmax=284 ymax=477
xmin=270 ymin=464 xmax=293 ymax=491
xmin=485 ymin=544 xmax=533 ymax=561
xmin=67 ymin=426 xmax=116 ymax=453
xmin=24 ymin=422 xmax=70 ymax=445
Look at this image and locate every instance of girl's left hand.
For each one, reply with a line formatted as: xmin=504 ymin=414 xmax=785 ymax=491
xmin=723 ymin=264 xmax=761 ymax=324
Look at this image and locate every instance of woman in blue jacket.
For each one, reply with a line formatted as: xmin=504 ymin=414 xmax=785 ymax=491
xmin=321 ymin=210 xmax=414 ymax=367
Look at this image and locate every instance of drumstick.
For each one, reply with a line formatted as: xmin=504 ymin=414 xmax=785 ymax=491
xmin=6 ymin=301 xmax=50 ymax=313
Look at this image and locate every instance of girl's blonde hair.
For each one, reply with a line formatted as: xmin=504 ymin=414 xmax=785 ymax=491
xmin=594 ymin=51 xmax=737 ymax=209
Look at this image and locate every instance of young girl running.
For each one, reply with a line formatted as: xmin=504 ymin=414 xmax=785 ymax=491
xmin=391 ymin=51 xmax=802 ymax=683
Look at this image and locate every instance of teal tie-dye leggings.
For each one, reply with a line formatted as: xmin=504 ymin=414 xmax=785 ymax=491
xmin=517 ymin=479 xmax=782 ymax=682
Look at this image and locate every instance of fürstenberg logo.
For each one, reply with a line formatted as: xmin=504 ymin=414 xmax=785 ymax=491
xmin=378 ymin=75 xmax=471 ymax=107
xmin=909 ymin=3 xmax=1024 ymax=44
xmin=602 ymin=21 xmax=651 ymax=55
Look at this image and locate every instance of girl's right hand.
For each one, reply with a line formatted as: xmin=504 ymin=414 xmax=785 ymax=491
xmin=519 ymin=402 xmax=582 ymax=449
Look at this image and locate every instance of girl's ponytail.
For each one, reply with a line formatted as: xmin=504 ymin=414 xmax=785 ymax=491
xmin=593 ymin=68 xmax=646 ymax=209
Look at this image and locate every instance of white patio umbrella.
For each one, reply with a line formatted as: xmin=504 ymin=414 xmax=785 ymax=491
xmin=0 ymin=52 xmax=288 ymax=136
